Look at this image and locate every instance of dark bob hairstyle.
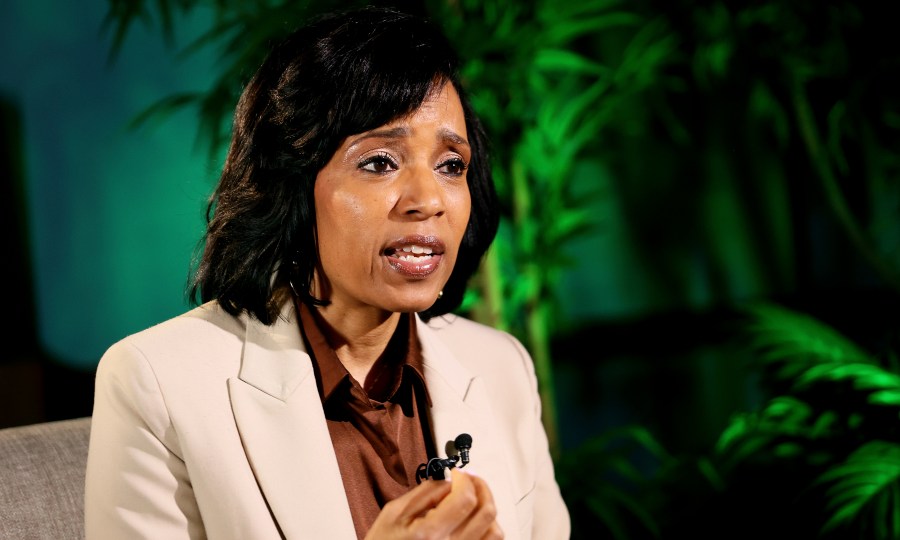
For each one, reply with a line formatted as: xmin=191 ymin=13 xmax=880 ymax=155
xmin=189 ymin=6 xmax=499 ymax=324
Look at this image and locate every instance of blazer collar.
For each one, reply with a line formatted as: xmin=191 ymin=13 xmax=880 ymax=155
xmin=229 ymin=302 xmax=355 ymax=539
xmin=417 ymin=317 xmax=521 ymax=539
xmin=229 ymin=304 xmax=520 ymax=539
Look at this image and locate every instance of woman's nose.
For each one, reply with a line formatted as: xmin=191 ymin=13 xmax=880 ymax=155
xmin=396 ymin=166 xmax=445 ymax=219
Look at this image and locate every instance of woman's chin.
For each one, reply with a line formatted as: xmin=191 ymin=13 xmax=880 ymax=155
xmin=376 ymin=292 xmax=442 ymax=314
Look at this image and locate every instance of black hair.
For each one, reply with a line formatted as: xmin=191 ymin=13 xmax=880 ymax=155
xmin=189 ymin=5 xmax=499 ymax=324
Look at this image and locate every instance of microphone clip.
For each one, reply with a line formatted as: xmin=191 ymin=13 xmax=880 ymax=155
xmin=416 ymin=433 xmax=472 ymax=483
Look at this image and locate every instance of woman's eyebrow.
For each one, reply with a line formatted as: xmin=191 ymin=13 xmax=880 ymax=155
xmin=346 ymin=126 xmax=469 ymax=150
xmin=438 ymin=127 xmax=469 ymax=148
xmin=347 ymin=127 xmax=409 ymax=149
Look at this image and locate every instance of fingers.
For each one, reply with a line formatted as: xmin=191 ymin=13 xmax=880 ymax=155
xmin=405 ymin=469 xmax=476 ymax=538
xmin=415 ymin=469 xmax=503 ymax=539
xmin=367 ymin=470 xmax=503 ymax=540
xmin=385 ymin=478 xmax=453 ymax=525
xmin=450 ymin=471 xmax=503 ymax=540
xmin=365 ymin=480 xmax=452 ymax=539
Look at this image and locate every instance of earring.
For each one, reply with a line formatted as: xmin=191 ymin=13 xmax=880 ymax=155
xmin=288 ymin=251 xmax=301 ymax=297
xmin=437 ymin=290 xmax=444 ymax=300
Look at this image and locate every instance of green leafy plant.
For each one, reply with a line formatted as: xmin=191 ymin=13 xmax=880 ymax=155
xmin=547 ymin=301 xmax=900 ymax=539
xmin=423 ymin=0 xmax=673 ymax=458
xmin=710 ymin=302 xmax=900 ymax=538
xmin=555 ymin=425 xmax=671 ymax=540
xmin=103 ymin=0 xmax=372 ymax=158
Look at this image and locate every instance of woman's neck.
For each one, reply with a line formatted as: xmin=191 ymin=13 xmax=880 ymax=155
xmin=311 ymin=304 xmax=402 ymax=383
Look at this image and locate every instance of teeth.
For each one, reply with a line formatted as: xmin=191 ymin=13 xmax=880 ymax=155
xmin=399 ymin=245 xmax=433 ymax=255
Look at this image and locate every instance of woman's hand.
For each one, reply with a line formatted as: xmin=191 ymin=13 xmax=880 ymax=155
xmin=365 ymin=469 xmax=504 ymax=539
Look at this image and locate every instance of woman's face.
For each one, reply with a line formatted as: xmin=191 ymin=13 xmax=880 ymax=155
xmin=313 ymin=83 xmax=472 ymax=316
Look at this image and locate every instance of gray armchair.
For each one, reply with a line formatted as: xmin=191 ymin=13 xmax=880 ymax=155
xmin=0 ymin=417 xmax=91 ymax=540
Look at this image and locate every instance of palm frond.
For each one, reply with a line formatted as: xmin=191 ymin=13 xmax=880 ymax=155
xmin=126 ymin=92 xmax=202 ymax=130
xmin=102 ymin=0 xmax=156 ymax=63
xmin=102 ymin=0 xmax=201 ymax=63
xmin=816 ymin=440 xmax=900 ymax=538
xmin=745 ymin=302 xmax=876 ymax=379
xmin=794 ymin=363 xmax=900 ymax=404
xmin=557 ymin=425 xmax=668 ymax=539
xmin=715 ymin=396 xmax=840 ymax=468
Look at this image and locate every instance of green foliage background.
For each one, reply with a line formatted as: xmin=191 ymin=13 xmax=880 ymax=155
xmin=97 ymin=0 xmax=900 ymax=537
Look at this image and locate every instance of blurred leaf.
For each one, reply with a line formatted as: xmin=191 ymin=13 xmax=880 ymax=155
xmin=795 ymin=362 xmax=900 ymax=393
xmin=817 ymin=441 xmax=900 ymax=537
xmin=537 ymin=0 xmax=621 ymax=23
xmin=126 ymin=91 xmax=201 ymax=129
xmin=746 ymin=302 xmax=875 ymax=372
xmin=542 ymin=13 xmax=643 ymax=46
xmin=774 ymin=441 xmax=804 ymax=458
xmin=102 ymin=0 xmax=151 ymax=63
xmin=696 ymin=456 xmax=726 ymax=492
xmin=537 ymin=78 xmax=609 ymax=150
xmin=533 ymin=48 xmax=610 ymax=76
xmin=558 ymin=425 xmax=668 ymax=538
xmin=827 ymin=101 xmax=850 ymax=176
xmin=544 ymin=209 xmax=594 ymax=246
xmin=868 ymin=390 xmax=900 ymax=406
xmin=615 ymin=17 xmax=677 ymax=89
xmin=586 ymin=495 xmax=629 ymax=540
xmin=810 ymin=410 xmax=840 ymax=438
xmin=715 ymin=396 xmax=841 ymax=468
xmin=749 ymin=81 xmax=790 ymax=148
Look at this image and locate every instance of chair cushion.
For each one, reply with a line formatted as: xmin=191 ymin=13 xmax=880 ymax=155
xmin=0 ymin=416 xmax=91 ymax=540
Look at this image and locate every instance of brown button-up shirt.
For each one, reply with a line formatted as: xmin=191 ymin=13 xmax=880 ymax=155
xmin=297 ymin=302 xmax=435 ymax=539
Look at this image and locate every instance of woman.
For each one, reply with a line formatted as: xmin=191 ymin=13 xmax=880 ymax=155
xmin=85 ymin=6 xmax=569 ymax=539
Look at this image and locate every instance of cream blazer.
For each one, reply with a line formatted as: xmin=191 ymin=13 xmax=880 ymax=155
xmin=84 ymin=300 xmax=570 ymax=539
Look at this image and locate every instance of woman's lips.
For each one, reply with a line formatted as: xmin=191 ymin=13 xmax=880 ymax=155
xmin=383 ymin=236 xmax=445 ymax=278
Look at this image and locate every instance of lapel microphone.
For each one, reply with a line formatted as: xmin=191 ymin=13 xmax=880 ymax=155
xmin=454 ymin=433 xmax=472 ymax=468
xmin=416 ymin=433 xmax=473 ymax=483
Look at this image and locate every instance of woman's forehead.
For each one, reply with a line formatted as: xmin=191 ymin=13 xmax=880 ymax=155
xmin=346 ymin=84 xmax=467 ymax=144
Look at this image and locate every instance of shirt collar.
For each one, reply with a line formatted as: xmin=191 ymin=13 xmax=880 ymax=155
xmin=297 ymin=301 xmax=430 ymax=405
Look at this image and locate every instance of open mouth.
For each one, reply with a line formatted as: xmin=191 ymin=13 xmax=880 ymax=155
xmin=383 ymin=237 xmax=445 ymax=277
xmin=385 ymin=244 xmax=437 ymax=261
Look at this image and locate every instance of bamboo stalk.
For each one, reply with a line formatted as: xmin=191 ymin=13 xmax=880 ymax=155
xmin=510 ymin=157 xmax=561 ymax=460
xmin=528 ymin=292 xmax=561 ymax=461
xmin=479 ymin=242 xmax=507 ymax=332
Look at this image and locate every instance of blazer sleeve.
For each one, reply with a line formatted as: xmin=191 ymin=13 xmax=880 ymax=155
xmin=84 ymin=340 xmax=205 ymax=540
xmin=509 ymin=335 xmax=572 ymax=540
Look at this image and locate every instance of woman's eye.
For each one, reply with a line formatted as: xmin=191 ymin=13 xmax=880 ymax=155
xmin=359 ymin=154 xmax=397 ymax=173
xmin=437 ymin=158 xmax=467 ymax=176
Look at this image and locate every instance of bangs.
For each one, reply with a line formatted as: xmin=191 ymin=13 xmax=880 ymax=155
xmin=306 ymin=9 xmax=459 ymax=155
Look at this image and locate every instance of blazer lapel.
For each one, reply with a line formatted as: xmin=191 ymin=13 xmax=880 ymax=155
xmin=227 ymin=307 xmax=520 ymax=539
xmin=417 ymin=318 xmax=521 ymax=540
xmin=229 ymin=305 xmax=355 ymax=540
